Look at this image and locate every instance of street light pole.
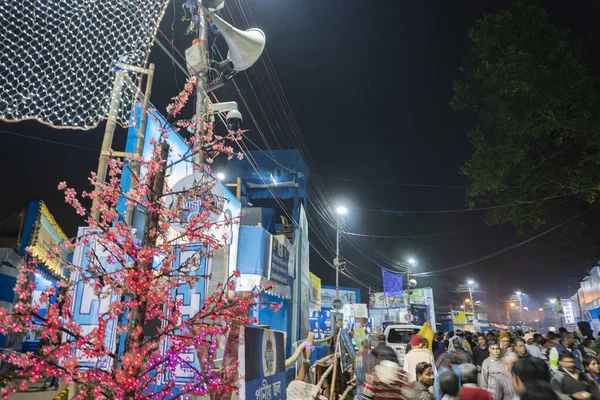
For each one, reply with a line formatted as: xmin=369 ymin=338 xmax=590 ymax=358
xmin=467 ymin=281 xmax=475 ymax=314
xmin=335 ymin=215 xmax=341 ymax=300
xmin=334 ymin=206 xmax=347 ymax=307
xmin=516 ymin=291 xmax=524 ymax=309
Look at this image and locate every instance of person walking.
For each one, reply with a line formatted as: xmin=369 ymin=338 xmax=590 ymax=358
xmin=357 ymin=339 xmax=377 ymax=399
xmin=473 ymin=333 xmax=490 ymax=372
xmin=362 ymin=345 xmax=412 ymax=400
xmin=372 ymin=334 xmax=396 ymax=361
xmin=551 ymin=352 xmax=600 ymax=400
xmin=524 ymin=333 xmax=542 ymax=358
xmin=481 ymin=341 xmax=516 ymax=400
xmin=456 ymin=330 xmax=473 ymax=355
xmin=583 ymin=339 xmax=598 ymax=359
xmin=409 ymin=362 xmax=435 ymax=400
xmin=584 ymin=357 xmax=600 ymax=385
xmin=458 ymin=363 xmax=492 ymax=400
xmin=513 ymin=338 xmax=530 ymax=358
xmin=438 ymin=369 xmax=460 ymax=400
xmin=498 ymin=332 xmax=511 ymax=354
xmin=433 ymin=331 xmax=447 ymax=361
xmin=404 ymin=335 xmax=435 ymax=383
xmin=510 ymin=356 xmax=569 ymax=400
xmin=550 ymin=332 xmax=575 ymax=371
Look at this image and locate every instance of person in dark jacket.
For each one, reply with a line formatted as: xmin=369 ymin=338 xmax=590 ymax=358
xmin=473 ymin=333 xmax=490 ymax=372
xmin=372 ymin=334 xmax=398 ymax=364
xmin=410 ymin=362 xmax=435 ymax=400
xmin=551 ymin=352 xmax=600 ymax=400
xmin=511 ymin=356 xmax=566 ymax=400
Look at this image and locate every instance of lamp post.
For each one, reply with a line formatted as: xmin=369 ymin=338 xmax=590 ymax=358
xmin=516 ymin=291 xmax=524 ymax=309
xmin=333 ymin=206 xmax=347 ymax=309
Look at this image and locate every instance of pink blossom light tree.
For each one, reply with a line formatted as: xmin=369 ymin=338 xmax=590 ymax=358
xmin=0 ymin=78 xmax=273 ymax=399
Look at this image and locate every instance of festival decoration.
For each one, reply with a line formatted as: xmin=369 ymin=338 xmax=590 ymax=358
xmin=0 ymin=77 xmax=273 ymax=399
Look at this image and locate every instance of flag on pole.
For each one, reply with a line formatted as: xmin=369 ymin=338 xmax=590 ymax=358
xmin=382 ymin=269 xmax=403 ymax=298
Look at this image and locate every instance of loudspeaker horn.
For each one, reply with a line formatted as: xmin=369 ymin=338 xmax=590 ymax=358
xmin=201 ymin=5 xmax=266 ymax=71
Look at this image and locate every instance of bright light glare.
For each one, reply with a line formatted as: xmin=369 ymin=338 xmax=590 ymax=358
xmin=549 ymin=299 xmax=557 ymax=303
xmin=217 ymin=172 xmax=225 ymax=180
xmin=468 ymin=280 xmax=474 ymax=285
xmin=336 ymin=206 xmax=348 ymax=215
xmin=465 ymin=298 xmax=471 ymax=303
xmin=516 ymin=291 xmax=522 ymax=296
xmin=460 ymin=305 xmax=465 ymax=309
xmin=408 ymin=258 xmax=416 ymax=265
xmin=538 ymin=308 xmax=544 ymax=311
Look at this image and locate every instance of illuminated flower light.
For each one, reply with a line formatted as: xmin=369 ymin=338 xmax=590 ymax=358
xmin=0 ymin=88 xmax=278 ymax=400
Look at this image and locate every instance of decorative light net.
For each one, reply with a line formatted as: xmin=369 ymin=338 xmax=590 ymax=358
xmin=0 ymin=0 xmax=169 ymax=130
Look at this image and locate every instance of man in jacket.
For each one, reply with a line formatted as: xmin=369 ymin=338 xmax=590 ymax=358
xmin=481 ymin=341 xmax=516 ymax=400
xmin=551 ymin=352 xmax=599 ymax=399
xmin=550 ymin=332 xmax=575 ymax=371
xmin=404 ymin=335 xmax=435 ymax=383
xmin=473 ymin=333 xmax=490 ymax=372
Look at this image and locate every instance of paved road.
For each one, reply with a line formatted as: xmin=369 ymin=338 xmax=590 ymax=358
xmin=6 ymin=383 xmax=67 ymax=400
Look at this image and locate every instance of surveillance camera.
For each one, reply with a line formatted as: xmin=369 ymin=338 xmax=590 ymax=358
xmin=226 ymin=109 xmax=243 ymax=131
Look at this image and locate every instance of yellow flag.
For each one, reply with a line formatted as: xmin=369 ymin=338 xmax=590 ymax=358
xmin=419 ymin=321 xmax=435 ymax=350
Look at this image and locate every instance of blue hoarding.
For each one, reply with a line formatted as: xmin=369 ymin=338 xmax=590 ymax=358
xmin=269 ymin=235 xmax=290 ymax=286
xmin=243 ymin=327 xmax=286 ymax=400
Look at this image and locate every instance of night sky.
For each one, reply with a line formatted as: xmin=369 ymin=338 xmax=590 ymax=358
xmin=1 ymin=0 xmax=599 ymax=322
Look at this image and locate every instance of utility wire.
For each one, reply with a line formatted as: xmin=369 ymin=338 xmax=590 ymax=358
xmin=414 ymin=204 xmax=599 ymax=276
xmin=342 ymin=225 xmax=490 ymax=239
xmin=323 ymin=176 xmax=574 ymax=190
xmin=356 ymin=190 xmax=590 ymax=214
xmin=0 ymin=129 xmax=99 ymax=152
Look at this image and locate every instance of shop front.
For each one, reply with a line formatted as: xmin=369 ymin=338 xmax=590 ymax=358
xmin=17 ymin=201 xmax=70 ymax=352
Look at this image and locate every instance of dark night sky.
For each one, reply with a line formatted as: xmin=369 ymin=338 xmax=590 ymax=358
xmin=1 ymin=0 xmax=599 ymax=320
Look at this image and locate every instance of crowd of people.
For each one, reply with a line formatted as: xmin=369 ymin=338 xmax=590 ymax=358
xmin=357 ymin=328 xmax=600 ymax=400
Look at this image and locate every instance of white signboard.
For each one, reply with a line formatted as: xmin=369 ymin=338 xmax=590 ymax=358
xmin=561 ymin=298 xmax=576 ymax=325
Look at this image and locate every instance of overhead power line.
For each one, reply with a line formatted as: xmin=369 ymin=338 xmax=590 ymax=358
xmin=0 ymin=129 xmax=99 ymax=152
xmin=342 ymin=225 xmax=490 ymax=239
xmin=356 ymin=190 xmax=590 ymax=215
xmin=324 ymin=176 xmax=574 ymax=190
xmin=413 ymin=204 xmax=599 ymax=276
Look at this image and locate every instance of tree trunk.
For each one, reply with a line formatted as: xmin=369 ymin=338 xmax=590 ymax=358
xmin=123 ymin=141 xmax=169 ymax=398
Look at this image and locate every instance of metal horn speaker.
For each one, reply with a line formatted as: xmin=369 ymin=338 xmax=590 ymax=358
xmin=201 ymin=5 xmax=266 ymax=71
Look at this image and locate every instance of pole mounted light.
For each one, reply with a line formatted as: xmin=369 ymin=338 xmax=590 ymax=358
xmin=336 ymin=206 xmax=348 ymax=215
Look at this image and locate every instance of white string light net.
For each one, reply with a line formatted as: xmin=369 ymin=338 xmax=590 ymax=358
xmin=0 ymin=0 xmax=169 ymax=130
